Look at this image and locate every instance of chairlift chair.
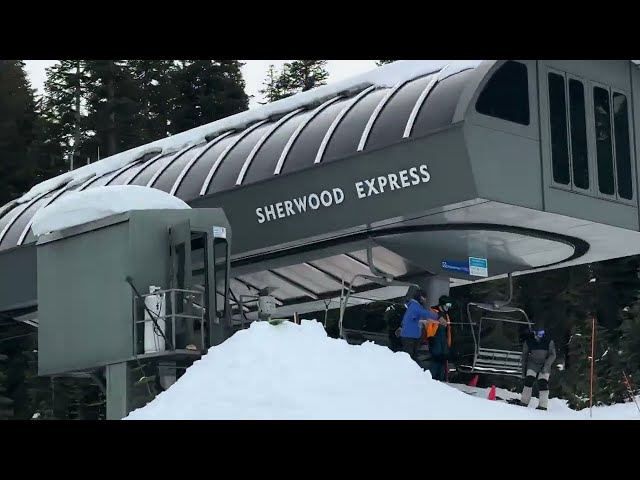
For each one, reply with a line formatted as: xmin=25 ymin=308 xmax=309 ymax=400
xmin=457 ymin=273 xmax=533 ymax=377
xmin=338 ymin=245 xmax=419 ymax=341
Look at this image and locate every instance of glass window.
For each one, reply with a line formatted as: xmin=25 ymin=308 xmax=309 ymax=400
xmin=214 ymin=239 xmax=229 ymax=322
xmin=476 ymin=61 xmax=530 ymax=125
xmin=613 ymin=92 xmax=633 ymax=200
xmin=568 ymin=79 xmax=589 ymax=190
xmin=593 ymin=86 xmax=615 ymax=195
xmin=548 ymin=72 xmax=570 ymax=185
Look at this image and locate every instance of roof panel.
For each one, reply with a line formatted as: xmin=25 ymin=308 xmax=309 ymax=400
xmin=152 ymin=143 xmax=208 ymax=193
xmin=129 ymin=152 xmax=176 ymax=186
xmin=322 ymin=88 xmax=387 ymax=163
xmin=280 ymin=98 xmax=348 ymax=175
xmin=236 ymin=271 xmax=311 ymax=300
xmin=308 ymin=255 xmax=371 ymax=286
xmin=105 ymin=161 xmax=148 ymax=186
xmin=203 ymin=123 xmax=272 ymax=195
xmin=243 ymin=110 xmax=312 ymax=185
xmin=175 ymin=134 xmax=238 ymax=200
xmin=0 ymin=196 xmax=49 ymax=249
xmin=273 ymin=263 xmax=343 ymax=294
xmin=366 ymin=74 xmax=435 ymax=151
xmin=4 ymin=188 xmax=79 ymax=248
xmin=411 ymin=68 xmax=475 ymax=136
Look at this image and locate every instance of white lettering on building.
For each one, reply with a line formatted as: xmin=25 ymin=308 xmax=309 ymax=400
xmin=256 ymin=164 xmax=430 ymax=224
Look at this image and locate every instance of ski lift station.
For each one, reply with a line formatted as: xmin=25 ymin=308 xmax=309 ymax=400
xmin=2 ymin=59 xmax=640 ymax=418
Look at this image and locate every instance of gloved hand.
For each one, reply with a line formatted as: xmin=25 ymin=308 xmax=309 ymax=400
xmin=438 ymin=317 xmax=448 ymax=326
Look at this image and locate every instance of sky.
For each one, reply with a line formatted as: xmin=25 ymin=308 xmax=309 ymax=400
xmin=23 ymin=60 xmax=379 ymax=108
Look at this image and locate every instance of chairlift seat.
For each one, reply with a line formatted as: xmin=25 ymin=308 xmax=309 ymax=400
xmin=474 ymin=347 xmax=523 ymax=372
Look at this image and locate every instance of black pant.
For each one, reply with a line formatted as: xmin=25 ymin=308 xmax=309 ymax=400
xmin=430 ymin=357 xmax=447 ymax=381
xmin=401 ymin=337 xmax=421 ymax=360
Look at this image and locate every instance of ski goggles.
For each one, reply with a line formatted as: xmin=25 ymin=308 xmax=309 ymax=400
xmin=445 ymin=303 xmax=452 ymax=308
xmin=535 ymin=330 xmax=545 ymax=336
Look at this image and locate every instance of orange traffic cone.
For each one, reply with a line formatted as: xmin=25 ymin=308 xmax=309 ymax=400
xmin=487 ymin=385 xmax=497 ymax=400
xmin=468 ymin=374 xmax=479 ymax=387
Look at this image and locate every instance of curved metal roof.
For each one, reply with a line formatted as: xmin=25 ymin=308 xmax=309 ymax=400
xmin=0 ymin=63 xmax=481 ymax=252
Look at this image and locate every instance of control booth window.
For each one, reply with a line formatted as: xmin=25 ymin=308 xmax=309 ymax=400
xmin=613 ymin=92 xmax=633 ymax=200
xmin=475 ymin=61 xmax=530 ymax=126
xmin=593 ymin=86 xmax=615 ymax=196
xmin=548 ymin=72 xmax=570 ymax=185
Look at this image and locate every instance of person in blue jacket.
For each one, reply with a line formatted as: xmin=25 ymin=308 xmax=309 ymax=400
xmin=400 ymin=289 xmax=439 ymax=360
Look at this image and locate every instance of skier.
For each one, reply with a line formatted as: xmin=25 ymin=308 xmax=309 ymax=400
xmin=511 ymin=325 xmax=556 ymax=410
xmin=400 ymin=289 xmax=439 ymax=360
xmin=384 ymin=303 xmax=405 ymax=352
xmin=424 ymin=295 xmax=453 ymax=381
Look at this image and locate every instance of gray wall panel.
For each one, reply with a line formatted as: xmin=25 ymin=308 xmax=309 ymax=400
xmin=0 ymin=246 xmax=37 ymax=311
xmin=191 ymin=127 xmax=476 ymax=258
xmin=37 ymin=221 xmax=132 ymax=375
xmin=542 ymin=60 xmax=631 ymax=92
xmin=465 ymin=124 xmax=543 ymax=210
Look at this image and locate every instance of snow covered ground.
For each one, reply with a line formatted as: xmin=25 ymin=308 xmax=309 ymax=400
xmin=125 ymin=320 xmax=640 ymax=420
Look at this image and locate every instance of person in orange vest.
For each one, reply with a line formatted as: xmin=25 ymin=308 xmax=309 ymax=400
xmin=423 ymin=295 xmax=453 ymax=381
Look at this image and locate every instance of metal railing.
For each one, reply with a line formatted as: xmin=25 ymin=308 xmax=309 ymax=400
xmin=133 ymin=288 xmax=205 ymax=355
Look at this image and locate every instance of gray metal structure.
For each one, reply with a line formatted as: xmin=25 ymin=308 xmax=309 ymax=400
xmin=35 ymin=208 xmax=231 ymax=418
xmin=4 ymin=60 xmax=640 ymax=323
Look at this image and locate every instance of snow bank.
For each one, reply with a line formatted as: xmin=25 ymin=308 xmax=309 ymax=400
xmin=125 ymin=319 xmax=639 ymax=420
xmin=14 ymin=60 xmax=484 ymax=206
xmin=30 ymin=185 xmax=190 ymax=236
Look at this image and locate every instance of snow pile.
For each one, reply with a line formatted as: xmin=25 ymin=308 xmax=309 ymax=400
xmin=13 ymin=60 xmax=484 ymax=207
xmin=125 ymin=319 xmax=639 ymax=420
xmin=30 ymin=185 xmax=190 ymax=236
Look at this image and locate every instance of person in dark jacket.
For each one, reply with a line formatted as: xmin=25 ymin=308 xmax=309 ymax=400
xmin=400 ymin=289 xmax=439 ymax=360
xmin=384 ymin=303 xmax=405 ymax=352
xmin=512 ymin=326 xmax=556 ymax=410
xmin=424 ymin=295 xmax=453 ymax=381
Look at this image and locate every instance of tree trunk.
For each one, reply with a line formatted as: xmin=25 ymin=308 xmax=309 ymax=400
xmin=107 ymin=61 xmax=117 ymax=156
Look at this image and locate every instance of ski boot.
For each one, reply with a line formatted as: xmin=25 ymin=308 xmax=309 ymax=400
xmin=536 ymin=406 xmax=547 ymax=411
xmin=507 ymin=398 xmax=528 ymax=407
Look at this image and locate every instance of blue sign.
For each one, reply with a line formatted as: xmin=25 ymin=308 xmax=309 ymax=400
xmin=469 ymin=257 xmax=488 ymax=277
xmin=441 ymin=260 xmax=470 ymax=274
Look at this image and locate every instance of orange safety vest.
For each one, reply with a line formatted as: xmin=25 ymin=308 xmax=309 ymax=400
xmin=423 ymin=308 xmax=452 ymax=347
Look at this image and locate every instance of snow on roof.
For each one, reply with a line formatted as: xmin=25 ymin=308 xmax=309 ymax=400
xmin=30 ymin=185 xmax=190 ymax=236
xmin=124 ymin=319 xmax=639 ymax=420
xmin=16 ymin=60 xmax=484 ymax=205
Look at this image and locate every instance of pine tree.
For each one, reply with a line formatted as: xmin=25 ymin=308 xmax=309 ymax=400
xmin=168 ymin=60 xmax=249 ymax=135
xmin=127 ymin=60 xmax=176 ymax=143
xmin=81 ymin=60 xmax=143 ymax=160
xmin=376 ymin=60 xmax=397 ymax=66
xmin=41 ymin=60 xmax=89 ymax=170
xmin=277 ymin=60 xmax=329 ymax=98
xmin=0 ymin=353 xmax=14 ymax=419
xmin=0 ymin=60 xmax=38 ymax=204
xmin=259 ymin=64 xmax=287 ymax=104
